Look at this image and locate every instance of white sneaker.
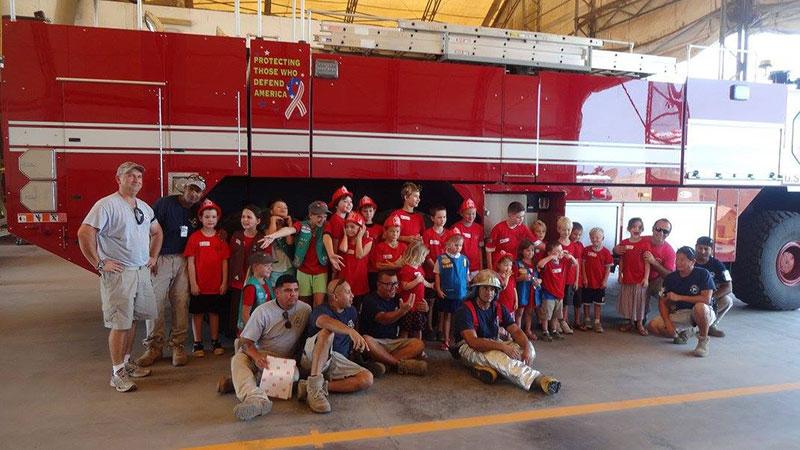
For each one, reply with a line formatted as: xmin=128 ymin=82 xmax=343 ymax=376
xmin=125 ymin=361 xmax=151 ymax=378
xmin=694 ymin=336 xmax=710 ymax=357
xmin=559 ymin=320 xmax=574 ymax=335
xmin=110 ymin=367 xmax=137 ymax=392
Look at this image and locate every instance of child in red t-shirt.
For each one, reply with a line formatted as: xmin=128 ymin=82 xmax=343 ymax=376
xmin=399 ymin=242 xmax=433 ymax=339
xmin=185 ymin=200 xmax=230 ymax=357
xmin=392 ymin=182 xmax=425 ymax=244
xmin=555 ymin=216 xmax=580 ymax=335
xmin=323 ymin=186 xmax=353 ymax=275
xmin=359 ymin=195 xmax=384 ymax=291
xmin=617 ymin=217 xmax=651 ymax=335
xmin=450 ymin=198 xmax=484 ymax=278
xmin=337 ymin=212 xmax=373 ymax=309
xmin=496 ymin=256 xmax=518 ymax=338
xmin=486 ymin=201 xmax=535 ymax=270
xmin=537 ymin=241 xmax=576 ymax=341
xmin=371 ymin=215 xmax=407 ymax=272
xmin=581 ymin=227 xmax=613 ymax=333
xmin=568 ymin=221 xmax=587 ymax=330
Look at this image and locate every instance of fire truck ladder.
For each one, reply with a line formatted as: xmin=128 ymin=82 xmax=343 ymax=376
xmin=313 ymin=19 xmax=675 ymax=78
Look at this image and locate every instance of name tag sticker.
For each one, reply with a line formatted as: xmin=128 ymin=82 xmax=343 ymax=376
xmin=625 ymin=245 xmax=634 ymax=250
xmin=499 ymin=238 xmax=510 ymax=244
xmin=553 ymin=268 xmax=562 ymax=274
xmin=199 ymin=241 xmax=211 ymax=247
xmin=400 ymin=215 xmax=410 ymax=221
xmin=180 ymin=225 xmax=188 ymax=238
xmin=463 ymin=232 xmax=471 ymax=238
xmin=722 ymin=270 xmax=732 ymax=282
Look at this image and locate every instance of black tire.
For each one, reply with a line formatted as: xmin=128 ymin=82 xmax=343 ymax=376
xmin=732 ymin=210 xmax=800 ymax=310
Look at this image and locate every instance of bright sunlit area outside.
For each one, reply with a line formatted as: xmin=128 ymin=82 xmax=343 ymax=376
xmin=650 ymin=32 xmax=800 ymax=84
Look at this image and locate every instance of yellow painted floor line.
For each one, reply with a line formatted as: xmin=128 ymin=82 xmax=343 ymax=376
xmin=189 ymin=382 xmax=800 ymax=450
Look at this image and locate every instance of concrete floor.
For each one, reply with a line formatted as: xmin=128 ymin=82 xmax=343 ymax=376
xmin=2 ymin=238 xmax=800 ymax=449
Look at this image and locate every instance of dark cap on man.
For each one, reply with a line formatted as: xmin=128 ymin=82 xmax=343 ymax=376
xmin=696 ymin=236 xmax=714 ymax=247
xmin=308 ymin=200 xmax=331 ymax=215
xmin=676 ymin=246 xmax=697 ymax=260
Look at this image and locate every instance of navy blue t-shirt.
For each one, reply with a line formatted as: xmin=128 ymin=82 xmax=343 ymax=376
xmin=663 ymin=267 xmax=715 ymax=311
xmin=307 ymin=303 xmax=358 ymax=356
xmin=359 ymin=293 xmax=401 ymax=339
xmin=695 ymin=256 xmax=730 ymax=288
xmin=153 ymin=195 xmax=197 ymax=255
xmin=453 ymin=299 xmax=515 ymax=341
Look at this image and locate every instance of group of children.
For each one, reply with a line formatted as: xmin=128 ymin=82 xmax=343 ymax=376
xmin=182 ymin=181 xmax=653 ymax=356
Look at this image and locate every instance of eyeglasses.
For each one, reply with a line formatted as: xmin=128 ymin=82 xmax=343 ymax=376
xmin=654 ymin=227 xmax=671 ymax=236
xmin=133 ymin=206 xmax=145 ymax=225
xmin=378 ymin=281 xmax=399 ymax=287
xmin=282 ymin=310 xmax=292 ymax=329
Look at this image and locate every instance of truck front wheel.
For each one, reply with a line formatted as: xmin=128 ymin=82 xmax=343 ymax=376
xmin=732 ymin=210 xmax=800 ymax=310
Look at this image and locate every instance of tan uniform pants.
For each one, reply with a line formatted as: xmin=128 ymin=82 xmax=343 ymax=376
xmin=143 ymin=254 xmax=189 ymax=350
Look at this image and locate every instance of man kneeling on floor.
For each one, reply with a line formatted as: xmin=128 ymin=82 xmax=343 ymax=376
xmin=452 ymin=270 xmax=560 ymax=395
xmin=359 ymin=270 xmax=428 ymax=375
xmin=648 ymin=246 xmax=716 ymax=357
xmin=229 ymin=274 xmax=311 ymax=421
xmin=298 ymin=279 xmax=373 ymax=413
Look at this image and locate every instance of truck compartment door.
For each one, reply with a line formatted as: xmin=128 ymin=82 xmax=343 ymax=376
xmin=684 ymin=78 xmax=787 ymax=186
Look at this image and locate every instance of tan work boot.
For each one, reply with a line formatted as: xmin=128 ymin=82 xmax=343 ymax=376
xmin=172 ymin=345 xmax=188 ymax=367
xmin=135 ymin=347 xmax=161 ymax=367
xmin=470 ymin=365 xmax=497 ymax=384
xmin=534 ymin=374 xmax=561 ymax=395
xmin=217 ymin=376 xmax=234 ymax=395
xmin=233 ymin=397 xmax=272 ymax=421
xmin=306 ymin=375 xmax=331 ymax=414
xmin=397 ymin=359 xmax=428 ymax=376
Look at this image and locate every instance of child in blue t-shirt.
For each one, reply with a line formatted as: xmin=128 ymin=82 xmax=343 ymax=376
xmin=516 ymin=239 xmax=542 ymax=341
xmin=434 ymin=234 xmax=469 ymax=350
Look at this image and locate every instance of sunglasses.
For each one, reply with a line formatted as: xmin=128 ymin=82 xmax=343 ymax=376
xmin=653 ymin=226 xmax=671 ymax=236
xmin=133 ymin=206 xmax=145 ymax=225
xmin=282 ymin=310 xmax=292 ymax=329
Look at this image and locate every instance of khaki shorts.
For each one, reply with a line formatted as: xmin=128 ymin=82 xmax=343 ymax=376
xmin=374 ymin=338 xmax=417 ymax=353
xmin=100 ymin=267 xmax=157 ymax=330
xmin=300 ymin=332 xmax=365 ymax=380
xmin=650 ymin=308 xmax=716 ymax=331
xmin=297 ymin=270 xmax=328 ymax=296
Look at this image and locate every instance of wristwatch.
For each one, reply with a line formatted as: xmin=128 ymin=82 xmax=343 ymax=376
xmin=96 ymin=259 xmax=105 ymax=273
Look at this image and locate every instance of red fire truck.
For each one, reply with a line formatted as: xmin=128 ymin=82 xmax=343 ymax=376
xmin=2 ymin=18 xmax=799 ymax=309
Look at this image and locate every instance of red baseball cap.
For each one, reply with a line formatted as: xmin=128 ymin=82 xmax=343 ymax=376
xmin=384 ymin=214 xmax=402 ymax=229
xmin=358 ymin=195 xmax=378 ymax=210
xmin=197 ymin=199 xmax=222 ymax=219
xmin=329 ymin=186 xmax=353 ymax=209
xmin=346 ymin=212 xmax=366 ymax=227
xmin=460 ymin=198 xmax=477 ymax=212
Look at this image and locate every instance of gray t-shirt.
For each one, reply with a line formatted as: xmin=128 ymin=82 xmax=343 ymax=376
xmin=82 ymin=193 xmax=155 ymax=267
xmin=240 ymin=300 xmax=311 ymax=358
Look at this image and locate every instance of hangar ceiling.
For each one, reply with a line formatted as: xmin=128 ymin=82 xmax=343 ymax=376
xmin=139 ymin=1 xmax=800 ymax=59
